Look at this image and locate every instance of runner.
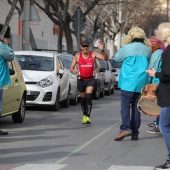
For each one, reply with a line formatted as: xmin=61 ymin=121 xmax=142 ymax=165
xmin=70 ymin=39 xmax=108 ymax=124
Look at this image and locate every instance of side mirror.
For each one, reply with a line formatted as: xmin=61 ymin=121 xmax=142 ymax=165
xmin=9 ymin=68 xmax=15 ymax=75
xmin=99 ymin=68 xmax=106 ymax=72
xmin=57 ymin=69 xmax=64 ymax=78
xmin=111 ymin=68 xmax=116 ymax=72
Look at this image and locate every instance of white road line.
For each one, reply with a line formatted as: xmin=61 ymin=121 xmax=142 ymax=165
xmin=108 ymin=165 xmax=154 ymax=170
xmin=11 ymin=164 xmax=67 ymax=170
xmin=10 ymin=164 xmax=155 ymax=170
xmin=54 ymin=124 xmax=117 ymax=164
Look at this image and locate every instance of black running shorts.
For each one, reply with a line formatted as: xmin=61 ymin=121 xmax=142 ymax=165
xmin=77 ymin=79 xmax=95 ymax=93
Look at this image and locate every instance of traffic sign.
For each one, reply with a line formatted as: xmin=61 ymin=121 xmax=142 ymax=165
xmin=72 ymin=6 xmax=85 ymax=32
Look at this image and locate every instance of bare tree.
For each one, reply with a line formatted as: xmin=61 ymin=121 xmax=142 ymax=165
xmin=0 ymin=0 xmax=18 ymax=38
xmin=33 ymin=0 xmax=102 ymax=53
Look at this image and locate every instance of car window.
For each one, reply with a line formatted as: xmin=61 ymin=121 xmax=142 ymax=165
xmin=109 ymin=59 xmax=122 ymax=68
xmin=15 ymin=55 xmax=54 ymax=71
xmin=58 ymin=57 xmax=64 ymax=69
xmin=98 ymin=60 xmax=109 ymax=70
xmin=59 ymin=55 xmax=72 ymax=69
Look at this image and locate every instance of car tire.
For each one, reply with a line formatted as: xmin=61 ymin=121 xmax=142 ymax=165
xmin=100 ymin=87 xmax=105 ymax=98
xmin=61 ymin=88 xmax=70 ymax=108
xmin=51 ymin=89 xmax=60 ymax=111
xmin=70 ymin=94 xmax=78 ymax=105
xmin=12 ymin=95 xmax=26 ymax=123
xmin=106 ymin=84 xmax=111 ymax=95
xmin=92 ymin=81 xmax=100 ymax=100
xmin=111 ymin=85 xmax=115 ymax=94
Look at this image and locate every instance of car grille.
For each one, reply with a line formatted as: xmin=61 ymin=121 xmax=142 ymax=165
xmin=43 ymin=92 xmax=52 ymax=101
xmin=27 ymin=91 xmax=40 ymax=101
xmin=25 ymin=82 xmax=37 ymax=84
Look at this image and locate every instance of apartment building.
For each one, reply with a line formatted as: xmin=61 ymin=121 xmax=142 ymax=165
xmin=0 ymin=0 xmax=68 ymax=51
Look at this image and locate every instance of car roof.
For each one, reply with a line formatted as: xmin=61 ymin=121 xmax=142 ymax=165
xmin=14 ymin=51 xmax=74 ymax=58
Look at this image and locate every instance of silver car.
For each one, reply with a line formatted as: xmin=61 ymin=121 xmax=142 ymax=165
xmin=59 ymin=54 xmax=79 ymax=105
xmin=98 ymin=59 xmax=116 ymax=95
xmin=109 ymin=58 xmax=122 ymax=88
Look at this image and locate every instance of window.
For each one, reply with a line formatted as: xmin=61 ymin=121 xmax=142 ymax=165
xmin=15 ymin=55 xmax=54 ymax=71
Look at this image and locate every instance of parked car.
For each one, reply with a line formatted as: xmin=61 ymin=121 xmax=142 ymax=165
xmin=109 ymin=58 xmax=122 ymax=88
xmin=98 ymin=59 xmax=116 ymax=95
xmin=59 ymin=54 xmax=79 ymax=105
xmin=15 ymin=51 xmax=70 ymax=111
xmin=92 ymin=58 xmax=106 ymax=100
xmin=1 ymin=56 xmax=27 ymax=123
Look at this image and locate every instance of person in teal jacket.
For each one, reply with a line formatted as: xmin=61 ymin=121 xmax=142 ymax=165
xmin=114 ymin=27 xmax=152 ymax=141
xmin=0 ymin=38 xmax=14 ymax=135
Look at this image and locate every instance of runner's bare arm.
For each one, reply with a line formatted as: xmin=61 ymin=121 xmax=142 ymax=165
xmin=93 ymin=51 xmax=108 ymax=60
xmin=70 ymin=55 xmax=78 ymax=74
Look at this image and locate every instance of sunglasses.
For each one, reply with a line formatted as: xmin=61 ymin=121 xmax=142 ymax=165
xmin=82 ymin=45 xmax=89 ymax=48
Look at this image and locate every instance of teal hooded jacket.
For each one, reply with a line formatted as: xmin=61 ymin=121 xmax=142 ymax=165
xmin=0 ymin=42 xmax=14 ymax=87
xmin=114 ymin=42 xmax=151 ymax=92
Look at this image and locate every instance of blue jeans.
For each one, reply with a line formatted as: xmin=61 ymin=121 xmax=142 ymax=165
xmin=120 ymin=90 xmax=141 ymax=136
xmin=159 ymin=107 xmax=170 ymax=160
xmin=156 ymin=116 xmax=159 ymax=126
xmin=0 ymin=87 xmax=3 ymax=114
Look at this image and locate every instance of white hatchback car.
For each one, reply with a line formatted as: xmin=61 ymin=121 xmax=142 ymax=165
xmin=14 ymin=51 xmax=70 ymax=111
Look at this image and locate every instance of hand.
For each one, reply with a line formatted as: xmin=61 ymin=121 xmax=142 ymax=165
xmin=74 ymin=70 xmax=78 ymax=75
xmin=98 ymin=39 xmax=105 ymax=52
xmin=3 ymin=38 xmax=8 ymax=45
xmin=145 ymin=68 xmax=156 ymax=77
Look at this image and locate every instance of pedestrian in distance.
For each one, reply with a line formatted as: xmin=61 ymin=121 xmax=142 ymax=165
xmin=146 ymin=35 xmax=163 ymax=134
xmin=0 ymin=37 xmax=14 ymax=135
xmin=70 ymin=39 xmax=108 ymax=125
xmin=146 ymin=22 xmax=170 ymax=170
xmin=114 ymin=27 xmax=152 ymax=141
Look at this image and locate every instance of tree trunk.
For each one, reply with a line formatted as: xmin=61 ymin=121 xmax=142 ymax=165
xmin=57 ymin=25 xmax=63 ymax=52
xmin=64 ymin=23 xmax=73 ymax=54
xmin=0 ymin=0 xmax=18 ymax=38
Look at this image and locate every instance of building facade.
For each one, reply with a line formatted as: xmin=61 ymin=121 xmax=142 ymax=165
xmin=0 ymin=0 xmax=68 ymax=51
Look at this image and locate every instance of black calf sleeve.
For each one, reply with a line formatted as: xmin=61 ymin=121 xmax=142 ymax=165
xmin=81 ymin=97 xmax=86 ymax=115
xmin=86 ymin=93 xmax=92 ymax=117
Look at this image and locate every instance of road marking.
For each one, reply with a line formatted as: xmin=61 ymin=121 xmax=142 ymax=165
xmin=108 ymin=165 xmax=154 ymax=170
xmin=54 ymin=124 xmax=116 ymax=164
xmin=10 ymin=164 xmax=155 ymax=170
xmin=11 ymin=164 xmax=66 ymax=170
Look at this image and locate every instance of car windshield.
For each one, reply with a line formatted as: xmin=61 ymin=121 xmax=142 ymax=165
xmin=59 ymin=56 xmax=72 ymax=69
xmin=109 ymin=59 xmax=122 ymax=68
xmin=15 ymin=55 xmax=54 ymax=71
xmin=98 ymin=60 xmax=108 ymax=70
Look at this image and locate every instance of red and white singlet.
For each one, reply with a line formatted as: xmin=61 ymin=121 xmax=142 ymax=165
xmin=78 ymin=51 xmax=95 ymax=80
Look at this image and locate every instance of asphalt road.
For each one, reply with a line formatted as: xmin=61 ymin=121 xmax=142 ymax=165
xmin=0 ymin=89 xmax=166 ymax=170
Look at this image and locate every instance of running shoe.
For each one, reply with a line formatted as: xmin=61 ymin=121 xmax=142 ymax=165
xmin=82 ymin=115 xmax=87 ymax=124
xmin=85 ymin=116 xmax=91 ymax=125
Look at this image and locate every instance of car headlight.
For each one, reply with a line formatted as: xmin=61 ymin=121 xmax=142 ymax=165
xmin=37 ymin=75 xmax=53 ymax=88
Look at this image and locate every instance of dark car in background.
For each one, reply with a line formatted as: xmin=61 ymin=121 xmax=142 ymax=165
xmin=92 ymin=59 xmax=106 ymax=100
xmin=109 ymin=58 xmax=122 ymax=88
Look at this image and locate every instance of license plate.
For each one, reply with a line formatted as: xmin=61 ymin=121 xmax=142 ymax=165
xmin=27 ymin=90 xmax=30 ymax=95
